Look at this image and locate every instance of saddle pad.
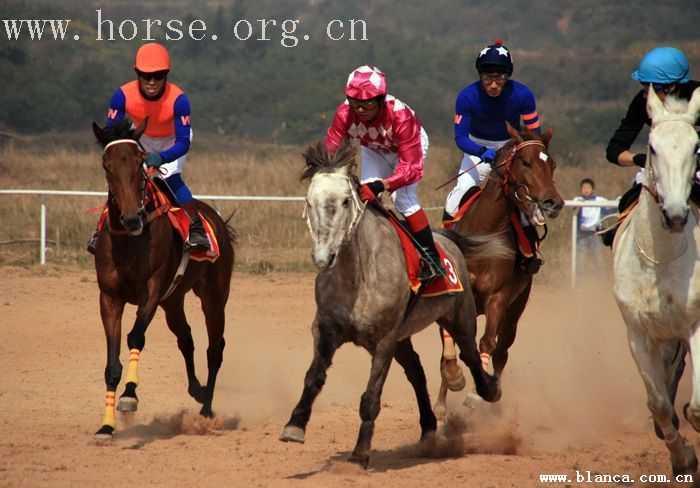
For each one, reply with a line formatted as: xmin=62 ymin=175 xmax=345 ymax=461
xmin=442 ymin=188 xmax=483 ymax=229
xmin=167 ymin=208 xmax=220 ymax=262
xmin=386 ymin=213 xmax=464 ymax=297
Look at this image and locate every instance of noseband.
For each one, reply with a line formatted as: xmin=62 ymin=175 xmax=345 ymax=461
xmin=491 ymin=139 xmax=549 ymax=204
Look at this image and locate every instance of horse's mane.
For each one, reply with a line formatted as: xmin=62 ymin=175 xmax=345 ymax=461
xmin=95 ymin=119 xmax=138 ymax=147
xmin=300 ymin=139 xmax=357 ymax=182
xmin=663 ymin=94 xmax=689 ymax=115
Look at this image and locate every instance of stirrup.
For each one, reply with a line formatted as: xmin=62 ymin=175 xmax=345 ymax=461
xmin=86 ymin=232 xmax=99 ymax=255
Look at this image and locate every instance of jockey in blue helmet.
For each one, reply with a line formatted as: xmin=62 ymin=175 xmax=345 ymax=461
xmin=602 ymin=46 xmax=700 ymax=245
xmin=445 ymin=40 xmax=543 ymax=272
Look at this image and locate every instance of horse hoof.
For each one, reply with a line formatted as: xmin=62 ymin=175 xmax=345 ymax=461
xmin=117 ymin=396 xmax=138 ymax=412
xmin=94 ymin=425 xmax=114 ymax=443
xmin=441 ymin=359 xmax=466 ymax=392
xmin=671 ymin=443 xmax=698 ymax=478
xmin=348 ymin=452 xmax=369 ymax=469
xmin=433 ymin=402 xmax=446 ymax=422
xmin=279 ymin=425 xmax=305 ymax=443
xmin=199 ymin=405 xmax=213 ymax=418
xmin=463 ymin=391 xmax=484 ymax=410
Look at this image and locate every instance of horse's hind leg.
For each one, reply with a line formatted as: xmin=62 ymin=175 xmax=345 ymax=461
xmin=196 ymin=284 xmax=227 ymax=418
xmin=95 ymin=293 xmax=125 ymax=440
xmin=161 ymin=296 xmax=206 ymax=405
xmin=349 ymin=333 xmax=397 ymax=468
xmin=280 ymin=319 xmax=344 ymax=444
xmin=627 ymin=328 xmax=697 ymax=477
xmin=394 ymin=338 xmax=437 ymax=440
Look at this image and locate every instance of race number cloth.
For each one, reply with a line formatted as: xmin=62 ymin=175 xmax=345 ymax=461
xmin=385 ymin=212 xmax=464 ymax=297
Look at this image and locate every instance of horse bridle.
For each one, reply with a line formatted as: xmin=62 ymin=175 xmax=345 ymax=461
xmin=103 ymin=139 xmax=162 ymax=233
xmin=303 ymin=173 xmax=367 ymax=248
xmin=490 ymin=139 xmax=550 ymax=205
xmin=643 ymin=115 xmax=698 ymax=205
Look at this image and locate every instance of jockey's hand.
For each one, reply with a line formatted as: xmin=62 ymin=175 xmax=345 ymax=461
xmin=633 ymin=153 xmax=647 ymax=168
xmin=480 ymin=148 xmax=497 ymax=164
xmin=359 ymin=180 xmax=385 ymax=202
xmin=144 ymin=152 xmax=164 ymax=167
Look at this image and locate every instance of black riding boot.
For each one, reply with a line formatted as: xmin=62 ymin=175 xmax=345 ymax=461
xmin=521 ymin=223 xmax=543 ymax=274
xmin=411 ymin=226 xmax=448 ymax=282
xmin=182 ymin=200 xmax=210 ymax=251
xmin=86 ymin=229 xmax=100 ymax=255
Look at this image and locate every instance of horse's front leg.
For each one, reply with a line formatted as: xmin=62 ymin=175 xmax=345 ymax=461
xmin=116 ymin=283 xmax=162 ymax=413
xmin=95 ymin=292 xmax=125 ymax=440
xmin=349 ymin=333 xmax=397 ymax=468
xmin=479 ymin=291 xmax=509 ymax=371
xmin=280 ymin=319 xmax=344 ymax=444
xmin=627 ymin=327 xmax=697 ymax=477
xmin=492 ymin=280 xmax=531 ymax=379
xmin=682 ymin=326 xmax=700 ymax=435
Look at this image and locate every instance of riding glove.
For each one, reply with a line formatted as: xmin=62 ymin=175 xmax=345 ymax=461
xmin=632 ymin=153 xmax=647 ymax=168
xmin=480 ymin=148 xmax=497 ymax=163
xmin=359 ymin=180 xmax=385 ymax=202
xmin=144 ymin=152 xmax=164 ymax=167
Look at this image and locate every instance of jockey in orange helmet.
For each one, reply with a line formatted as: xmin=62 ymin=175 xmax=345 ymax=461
xmin=88 ymin=43 xmax=209 ymax=253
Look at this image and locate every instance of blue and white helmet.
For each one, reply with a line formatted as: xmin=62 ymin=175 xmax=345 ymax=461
xmin=475 ymin=40 xmax=513 ymax=75
xmin=631 ymin=46 xmax=690 ymax=85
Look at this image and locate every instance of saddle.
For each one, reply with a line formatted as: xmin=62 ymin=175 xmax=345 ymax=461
xmin=380 ymin=206 xmax=464 ymax=298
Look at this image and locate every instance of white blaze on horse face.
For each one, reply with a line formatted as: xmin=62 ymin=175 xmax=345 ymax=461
xmin=307 ymin=172 xmax=357 ymax=271
xmin=647 ymin=87 xmax=700 ymax=227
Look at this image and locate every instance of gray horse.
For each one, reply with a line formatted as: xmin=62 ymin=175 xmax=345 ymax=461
xmin=279 ymin=141 xmax=511 ymax=467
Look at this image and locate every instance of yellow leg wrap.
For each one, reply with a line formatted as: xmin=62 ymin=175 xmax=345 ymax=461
xmin=125 ymin=348 xmax=140 ymax=385
xmin=442 ymin=332 xmax=458 ymax=360
xmin=102 ymin=391 xmax=116 ymax=428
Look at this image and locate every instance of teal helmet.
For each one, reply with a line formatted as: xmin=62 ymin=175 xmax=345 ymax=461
xmin=631 ymin=46 xmax=690 ymax=84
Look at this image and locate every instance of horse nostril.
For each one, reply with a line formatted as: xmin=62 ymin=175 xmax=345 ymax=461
xmin=328 ymin=253 xmax=336 ymax=267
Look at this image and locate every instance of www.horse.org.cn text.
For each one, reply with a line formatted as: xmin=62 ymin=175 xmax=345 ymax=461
xmin=1 ymin=9 xmax=369 ymax=47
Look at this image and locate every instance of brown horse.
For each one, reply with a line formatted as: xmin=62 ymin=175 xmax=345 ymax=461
xmin=91 ymin=118 xmax=235 ymax=440
xmin=435 ymin=123 xmax=563 ymax=417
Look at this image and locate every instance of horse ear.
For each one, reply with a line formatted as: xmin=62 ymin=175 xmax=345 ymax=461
xmin=646 ymin=85 xmax=665 ymax=120
xmin=687 ymin=88 xmax=700 ymax=122
xmin=506 ymin=121 xmax=523 ymax=143
xmin=542 ymin=127 xmax=554 ymax=146
xmin=92 ymin=122 xmax=104 ymax=143
xmin=134 ymin=117 xmax=148 ymax=140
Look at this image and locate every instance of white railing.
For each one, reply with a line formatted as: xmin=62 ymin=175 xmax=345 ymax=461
xmin=0 ymin=189 xmax=617 ymax=288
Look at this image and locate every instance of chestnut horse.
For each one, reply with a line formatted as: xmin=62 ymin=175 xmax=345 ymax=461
xmin=435 ymin=123 xmax=563 ymax=417
xmin=91 ymin=119 xmax=235 ymax=440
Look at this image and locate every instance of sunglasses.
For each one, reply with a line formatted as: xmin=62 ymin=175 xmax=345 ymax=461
xmin=138 ymin=71 xmax=168 ymax=82
xmin=347 ymin=97 xmax=381 ymax=111
xmin=480 ymin=72 xmax=509 ymax=85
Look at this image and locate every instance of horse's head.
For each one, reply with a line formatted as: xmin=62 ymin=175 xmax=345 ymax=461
xmin=495 ymin=123 xmax=564 ymax=225
xmin=646 ymin=86 xmax=700 ymax=233
xmin=301 ymin=140 xmax=365 ymax=272
xmin=92 ymin=118 xmax=149 ymax=235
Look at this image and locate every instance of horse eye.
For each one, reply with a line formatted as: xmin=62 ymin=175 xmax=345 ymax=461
xmin=522 ymin=159 xmax=532 ymax=168
xmin=342 ymin=198 xmax=350 ymax=207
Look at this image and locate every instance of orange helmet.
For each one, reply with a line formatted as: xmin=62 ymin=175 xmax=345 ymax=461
xmin=134 ymin=43 xmax=170 ymax=73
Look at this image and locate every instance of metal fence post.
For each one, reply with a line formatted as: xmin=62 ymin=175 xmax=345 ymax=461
xmin=570 ymin=212 xmax=577 ymax=289
xmin=40 ymin=194 xmax=46 ymax=265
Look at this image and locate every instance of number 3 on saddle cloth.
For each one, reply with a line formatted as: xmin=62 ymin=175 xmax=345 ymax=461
xmin=384 ymin=210 xmax=464 ymax=297
xmin=90 ymin=176 xmax=220 ymax=262
xmin=441 ymin=187 xmax=541 ymax=262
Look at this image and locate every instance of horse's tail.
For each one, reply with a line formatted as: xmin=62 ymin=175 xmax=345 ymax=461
xmin=223 ymin=211 xmax=237 ymax=246
xmin=437 ymin=228 xmax=513 ymax=261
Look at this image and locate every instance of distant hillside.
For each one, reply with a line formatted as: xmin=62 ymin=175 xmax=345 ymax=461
xmin=2 ymin=0 xmax=699 ymax=158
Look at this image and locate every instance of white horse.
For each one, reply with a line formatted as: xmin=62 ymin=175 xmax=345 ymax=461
xmin=614 ymin=86 xmax=700 ymax=479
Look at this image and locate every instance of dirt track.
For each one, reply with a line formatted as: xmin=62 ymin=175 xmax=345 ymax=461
xmin=1 ymin=266 xmax=696 ymax=487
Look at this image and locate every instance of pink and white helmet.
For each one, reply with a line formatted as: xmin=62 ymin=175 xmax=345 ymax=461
xmin=343 ymin=65 xmax=387 ymax=100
